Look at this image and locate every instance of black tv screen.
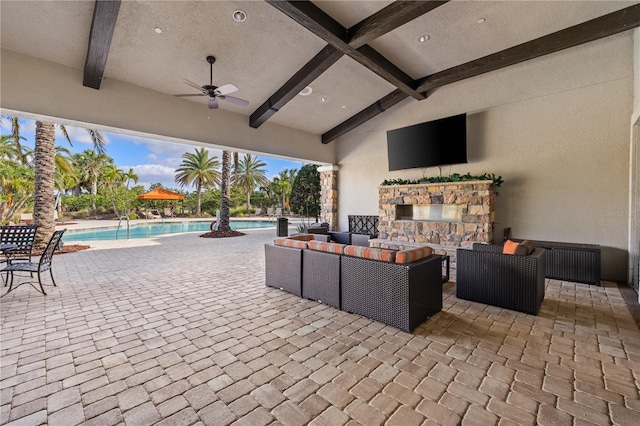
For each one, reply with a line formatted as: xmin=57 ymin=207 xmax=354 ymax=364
xmin=387 ymin=114 xmax=467 ymax=171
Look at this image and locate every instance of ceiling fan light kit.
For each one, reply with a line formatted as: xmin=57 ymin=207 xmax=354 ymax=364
xmin=174 ymin=55 xmax=249 ymax=109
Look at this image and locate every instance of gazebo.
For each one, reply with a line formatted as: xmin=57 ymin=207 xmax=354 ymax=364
xmin=137 ymin=188 xmax=185 ymax=218
xmin=137 ymin=188 xmax=185 ymax=201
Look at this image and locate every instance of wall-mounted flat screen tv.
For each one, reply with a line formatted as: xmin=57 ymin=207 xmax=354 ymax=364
xmin=387 ymin=113 xmax=467 ymax=171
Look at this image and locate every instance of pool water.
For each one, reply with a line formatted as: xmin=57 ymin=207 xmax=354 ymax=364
xmin=63 ymin=220 xmax=275 ymax=242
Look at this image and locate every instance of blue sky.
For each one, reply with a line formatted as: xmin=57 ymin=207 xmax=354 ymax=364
xmin=2 ymin=117 xmax=304 ymax=190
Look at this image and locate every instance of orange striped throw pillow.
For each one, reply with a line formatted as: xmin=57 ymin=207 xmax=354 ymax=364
xmin=396 ymin=246 xmax=433 ymax=264
xmin=343 ymin=246 xmax=396 ymax=263
xmin=308 ymin=240 xmax=347 ymax=254
xmin=274 ymin=238 xmax=308 ymax=249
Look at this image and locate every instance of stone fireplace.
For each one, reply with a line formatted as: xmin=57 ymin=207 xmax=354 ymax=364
xmin=373 ymin=181 xmax=496 ymax=277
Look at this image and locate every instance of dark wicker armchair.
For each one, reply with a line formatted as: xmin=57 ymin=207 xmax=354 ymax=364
xmin=456 ymin=243 xmax=546 ymax=315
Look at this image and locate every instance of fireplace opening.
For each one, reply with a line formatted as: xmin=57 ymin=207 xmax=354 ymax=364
xmin=395 ymin=204 xmax=463 ymax=222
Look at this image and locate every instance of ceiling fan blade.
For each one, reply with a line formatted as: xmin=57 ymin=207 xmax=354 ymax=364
xmin=180 ymin=79 xmax=206 ymax=93
xmin=215 ymin=84 xmax=238 ymax=96
xmin=208 ymin=97 xmax=219 ymax=109
xmin=174 ymin=93 xmax=205 ymax=97
xmin=219 ymin=95 xmax=249 ymax=107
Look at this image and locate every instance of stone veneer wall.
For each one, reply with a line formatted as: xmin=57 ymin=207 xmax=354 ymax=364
xmin=378 ymin=180 xmax=496 ymax=247
xmin=318 ymin=165 xmax=339 ymax=230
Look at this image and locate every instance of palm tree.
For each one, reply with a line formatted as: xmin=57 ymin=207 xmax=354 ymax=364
xmin=218 ymin=150 xmax=232 ymax=232
xmin=73 ymin=149 xmax=113 ymax=212
xmin=0 ymin=140 xmax=34 ymax=223
xmin=174 ymin=148 xmax=220 ymax=216
xmin=32 ymin=119 xmax=106 ymax=247
xmin=271 ymin=168 xmax=297 ymax=212
xmin=123 ymin=168 xmax=139 ymax=188
xmin=0 ymin=116 xmax=28 ymax=165
xmin=233 ymin=154 xmax=269 ymax=213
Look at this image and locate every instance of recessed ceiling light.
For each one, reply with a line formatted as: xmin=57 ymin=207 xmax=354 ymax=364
xmin=341 ymin=105 xmax=346 ymax=109
xmin=232 ymin=10 xmax=247 ymax=23
xmin=418 ymin=35 xmax=430 ymax=43
xmin=298 ymin=86 xmax=313 ymax=96
xmin=154 ymin=27 xmax=162 ymax=34
xmin=477 ymin=18 xmax=486 ymax=24
xmin=321 ymin=96 xmax=328 ymax=102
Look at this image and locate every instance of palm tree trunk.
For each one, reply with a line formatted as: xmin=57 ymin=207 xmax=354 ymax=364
xmin=196 ymin=180 xmax=202 ymax=216
xmin=246 ymin=191 xmax=251 ymax=213
xmin=91 ymin=178 xmax=97 ymax=212
xmin=219 ymin=151 xmax=231 ymax=232
xmin=33 ymin=121 xmax=56 ymax=248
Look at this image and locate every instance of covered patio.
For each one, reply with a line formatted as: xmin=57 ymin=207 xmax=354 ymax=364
xmin=1 ymin=229 xmax=639 ymax=425
xmin=2 ymin=0 xmax=640 ymax=424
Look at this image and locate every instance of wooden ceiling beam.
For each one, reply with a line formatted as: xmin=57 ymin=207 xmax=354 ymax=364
xmin=250 ymin=45 xmax=343 ymax=128
xmin=322 ymin=89 xmax=409 ymax=144
xmin=253 ymin=0 xmax=444 ymax=128
xmin=83 ymin=0 xmax=121 ymax=89
xmin=348 ymin=0 xmax=449 ymax=49
xmin=416 ymin=3 xmax=640 ymax=92
xmin=266 ymin=0 xmax=423 ymax=100
xmin=323 ymin=4 xmax=640 ymax=144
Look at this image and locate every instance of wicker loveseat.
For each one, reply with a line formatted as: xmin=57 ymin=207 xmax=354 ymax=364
xmin=456 ymin=243 xmax=546 ymax=315
xmin=265 ymin=236 xmax=442 ymax=332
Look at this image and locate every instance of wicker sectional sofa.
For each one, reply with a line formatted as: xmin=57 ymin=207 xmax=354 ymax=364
xmin=265 ymin=235 xmax=443 ymax=332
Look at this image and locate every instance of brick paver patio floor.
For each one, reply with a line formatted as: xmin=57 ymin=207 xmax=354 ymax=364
xmin=1 ymin=228 xmax=639 ymax=425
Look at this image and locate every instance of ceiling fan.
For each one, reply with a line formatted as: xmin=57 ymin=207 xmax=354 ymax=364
xmin=174 ymin=55 xmax=249 ymax=109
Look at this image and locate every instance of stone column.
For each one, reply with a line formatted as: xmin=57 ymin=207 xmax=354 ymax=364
xmin=318 ymin=165 xmax=339 ymax=230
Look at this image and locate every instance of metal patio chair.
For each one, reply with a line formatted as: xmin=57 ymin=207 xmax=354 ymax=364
xmin=2 ymin=229 xmax=66 ymax=296
xmin=1 ymin=225 xmax=37 ymax=285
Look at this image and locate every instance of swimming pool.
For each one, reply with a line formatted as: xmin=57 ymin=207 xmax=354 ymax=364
xmin=63 ymin=220 xmax=275 ymax=242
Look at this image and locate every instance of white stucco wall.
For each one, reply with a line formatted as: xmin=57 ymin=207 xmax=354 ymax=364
xmin=335 ymin=33 xmax=634 ymax=281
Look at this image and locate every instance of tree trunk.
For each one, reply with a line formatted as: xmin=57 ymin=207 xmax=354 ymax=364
xmin=219 ymin=151 xmax=231 ymax=232
xmin=33 ymin=121 xmax=57 ymax=248
xmin=196 ymin=180 xmax=202 ymax=216
xmin=246 ymin=191 xmax=251 ymax=213
xmin=91 ymin=178 xmax=97 ymax=212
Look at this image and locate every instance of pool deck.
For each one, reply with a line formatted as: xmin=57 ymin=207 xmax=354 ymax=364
xmin=2 ymin=228 xmax=639 ymax=425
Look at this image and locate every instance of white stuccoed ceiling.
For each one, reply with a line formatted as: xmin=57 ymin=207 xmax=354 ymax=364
xmin=1 ymin=0 xmax=638 ymax=137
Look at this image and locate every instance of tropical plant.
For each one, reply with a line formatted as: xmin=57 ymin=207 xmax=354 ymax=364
xmin=290 ymin=164 xmax=321 ymax=220
xmin=233 ymin=154 xmax=269 ymax=212
xmin=73 ymin=149 xmax=113 ymax=212
xmin=101 ymin=165 xmax=138 ymax=219
xmin=0 ymin=158 xmax=34 ymax=223
xmin=0 ymin=116 xmax=28 ymax=165
xmin=174 ymin=148 xmax=220 ymax=216
xmin=123 ymin=167 xmax=139 ymax=188
xmin=271 ymin=168 xmax=297 ymax=212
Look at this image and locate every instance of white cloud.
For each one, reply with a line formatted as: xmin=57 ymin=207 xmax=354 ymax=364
xmin=139 ymin=139 xmax=223 ymax=168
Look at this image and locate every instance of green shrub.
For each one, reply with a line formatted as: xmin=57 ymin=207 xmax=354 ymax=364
xmin=229 ymin=206 xmax=247 ymax=217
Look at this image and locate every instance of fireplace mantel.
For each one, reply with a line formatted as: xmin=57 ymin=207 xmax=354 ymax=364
xmin=378 ymin=180 xmax=496 ymax=247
